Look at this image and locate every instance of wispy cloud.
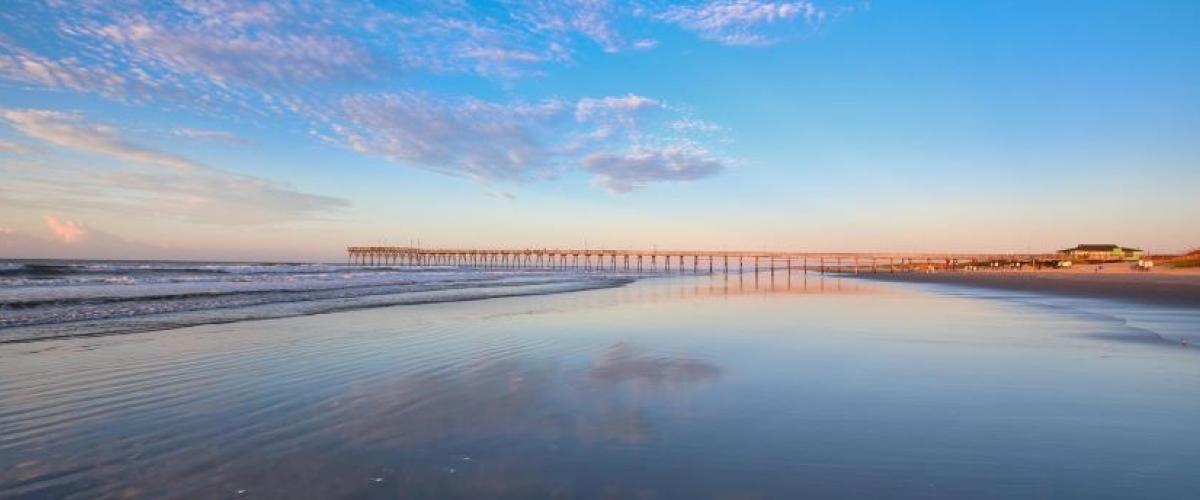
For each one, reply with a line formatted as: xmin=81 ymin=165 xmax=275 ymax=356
xmin=172 ymin=127 xmax=248 ymax=144
xmin=327 ymin=92 xmax=570 ymax=182
xmin=582 ymin=144 xmax=726 ymax=193
xmin=24 ymin=0 xmax=604 ymax=98
xmin=669 ymin=118 xmax=723 ymax=133
xmin=0 ymin=139 xmax=33 ymax=154
xmin=3 ymin=1 xmax=849 ymax=106
xmin=485 ymin=190 xmax=518 ymax=201
xmin=172 ymin=0 xmax=287 ymax=28
xmin=574 ymin=94 xmax=664 ymax=142
xmin=321 ymin=92 xmax=725 ymax=191
xmin=575 ymin=94 xmax=661 ymax=122
xmin=0 ymin=41 xmax=142 ymax=102
xmin=656 ymin=1 xmax=827 ymax=46
xmin=632 ymin=39 xmax=660 ymax=50
xmin=90 ymin=20 xmax=378 ymax=87
xmin=0 ymin=1 xmax=824 ymax=194
xmin=0 ymin=110 xmax=347 ymax=224
xmin=511 ymin=0 xmax=628 ymax=53
xmin=2 ymin=109 xmax=199 ymax=170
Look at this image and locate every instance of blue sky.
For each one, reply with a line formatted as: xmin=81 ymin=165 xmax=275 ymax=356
xmin=0 ymin=0 xmax=1197 ymax=261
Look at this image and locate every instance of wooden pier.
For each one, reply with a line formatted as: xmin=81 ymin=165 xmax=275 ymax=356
xmin=346 ymin=246 xmax=1059 ymax=274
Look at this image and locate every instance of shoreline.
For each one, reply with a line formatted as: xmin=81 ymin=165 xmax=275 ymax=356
xmin=846 ymin=270 xmax=1200 ymax=308
xmin=0 ymin=275 xmax=636 ymax=345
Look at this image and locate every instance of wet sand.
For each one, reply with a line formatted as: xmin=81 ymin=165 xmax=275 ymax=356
xmin=2 ymin=274 xmax=1199 ymax=498
xmin=849 ymin=270 xmax=1200 ymax=307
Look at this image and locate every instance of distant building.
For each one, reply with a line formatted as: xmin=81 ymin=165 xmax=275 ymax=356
xmin=1057 ymin=244 xmax=1143 ymax=262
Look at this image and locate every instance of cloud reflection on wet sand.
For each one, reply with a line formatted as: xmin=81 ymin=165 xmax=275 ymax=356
xmin=3 ymin=273 xmax=1198 ymax=499
xmin=191 ymin=343 xmax=721 ymax=498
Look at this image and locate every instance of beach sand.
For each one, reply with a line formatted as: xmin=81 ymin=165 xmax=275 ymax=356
xmin=849 ymin=268 xmax=1200 ymax=307
xmin=3 ymin=274 xmax=1199 ymax=498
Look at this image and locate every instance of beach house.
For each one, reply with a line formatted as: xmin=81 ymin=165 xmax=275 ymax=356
xmin=1057 ymin=244 xmax=1143 ymax=262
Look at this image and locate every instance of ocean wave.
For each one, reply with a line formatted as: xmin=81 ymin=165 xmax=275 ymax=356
xmin=0 ymin=261 xmax=421 ymax=286
xmin=0 ymin=259 xmax=638 ymax=343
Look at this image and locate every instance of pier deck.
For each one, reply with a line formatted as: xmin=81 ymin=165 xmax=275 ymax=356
xmin=346 ymin=246 xmax=1059 ymax=273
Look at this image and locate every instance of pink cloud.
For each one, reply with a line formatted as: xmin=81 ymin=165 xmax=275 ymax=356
xmin=43 ymin=215 xmax=88 ymax=243
xmin=1 ymin=217 xmax=179 ymax=260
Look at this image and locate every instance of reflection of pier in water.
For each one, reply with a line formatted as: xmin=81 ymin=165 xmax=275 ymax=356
xmin=668 ymin=271 xmax=874 ymax=304
xmin=347 ymin=246 xmax=1058 ymax=273
xmin=508 ymin=272 xmax=879 ymax=314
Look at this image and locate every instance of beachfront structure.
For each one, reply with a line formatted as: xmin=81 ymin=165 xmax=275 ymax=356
xmin=1057 ymin=244 xmax=1143 ymax=262
xmin=347 ymin=246 xmax=1059 ymax=273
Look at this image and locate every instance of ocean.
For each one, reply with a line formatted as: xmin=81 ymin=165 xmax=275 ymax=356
xmin=1 ymin=262 xmax=1198 ymax=498
xmin=0 ymin=260 xmax=632 ymax=343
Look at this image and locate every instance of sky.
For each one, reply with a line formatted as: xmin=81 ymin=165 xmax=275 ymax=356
xmin=0 ymin=0 xmax=1197 ymax=262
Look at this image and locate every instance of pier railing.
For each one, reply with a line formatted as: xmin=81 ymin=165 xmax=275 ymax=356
xmin=345 ymin=246 xmax=1060 ymax=273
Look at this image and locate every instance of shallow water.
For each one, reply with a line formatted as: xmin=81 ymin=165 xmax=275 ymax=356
xmin=1 ymin=272 xmax=1198 ymax=499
